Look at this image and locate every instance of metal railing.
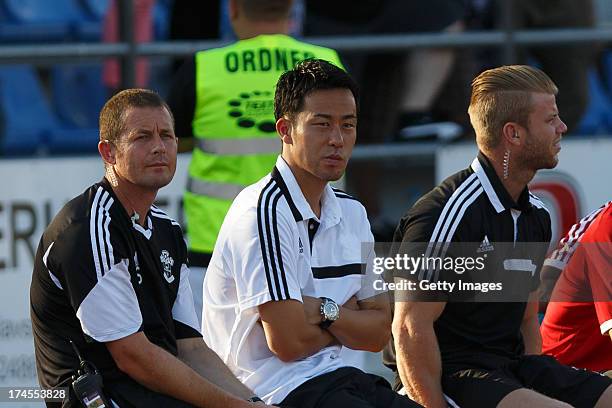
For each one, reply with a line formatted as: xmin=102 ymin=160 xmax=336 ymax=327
xmin=1 ymin=27 xmax=611 ymax=64
xmin=0 ymin=0 xmax=610 ymax=159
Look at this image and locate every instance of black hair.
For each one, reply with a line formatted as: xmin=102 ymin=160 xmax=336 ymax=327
xmin=274 ymin=59 xmax=359 ymax=120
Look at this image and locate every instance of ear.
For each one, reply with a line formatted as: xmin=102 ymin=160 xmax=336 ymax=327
xmin=501 ymin=122 xmax=522 ymax=147
xmin=276 ymin=117 xmax=293 ymax=145
xmin=98 ymin=140 xmax=116 ymax=166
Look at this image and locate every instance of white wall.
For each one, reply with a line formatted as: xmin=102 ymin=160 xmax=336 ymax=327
xmin=437 ymin=138 xmax=612 ymax=244
xmin=0 ymin=154 xmax=190 ymax=404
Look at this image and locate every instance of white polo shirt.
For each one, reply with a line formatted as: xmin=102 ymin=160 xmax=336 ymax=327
xmin=201 ymin=156 xmax=377 ymax=404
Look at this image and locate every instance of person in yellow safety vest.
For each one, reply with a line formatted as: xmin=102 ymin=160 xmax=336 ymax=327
xmin=167 ymin=0 xmax=343 ymax=320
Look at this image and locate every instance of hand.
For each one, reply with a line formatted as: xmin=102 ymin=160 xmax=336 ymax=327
xmin=302 ymin=296 xmax=323 ymax=325
xmin=342 ymin=296 xmax=359 ymax=311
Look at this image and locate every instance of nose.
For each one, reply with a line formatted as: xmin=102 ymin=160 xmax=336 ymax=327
xmin=151 ymin=132 xmax=167 ymax=154
xmin=558 ymin=117 xmax=568 ymax=135
xmin=329 ymin=124 xmax=344 ymax=147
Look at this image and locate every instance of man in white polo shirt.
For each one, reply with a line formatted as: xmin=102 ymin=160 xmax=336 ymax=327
xmin=202 ymin=59 xmax=422 ymax=407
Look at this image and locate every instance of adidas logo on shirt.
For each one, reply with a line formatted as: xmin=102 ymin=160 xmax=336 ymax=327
xmin=298 ymin=237 xmax=304 ymax=254
xmin=477 ymin=235 xmax=494 ymax=253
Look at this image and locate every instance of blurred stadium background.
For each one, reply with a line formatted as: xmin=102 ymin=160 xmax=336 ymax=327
xmin=0 ymin=1 xmax=611 ymax=405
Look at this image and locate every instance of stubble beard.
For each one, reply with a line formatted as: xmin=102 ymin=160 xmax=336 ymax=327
xmin=522 ymin=137 xmax=558 ymax=172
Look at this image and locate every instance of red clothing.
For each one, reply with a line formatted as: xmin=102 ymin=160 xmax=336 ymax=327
xmin=541 ymin=204 xmax=612 ymax=371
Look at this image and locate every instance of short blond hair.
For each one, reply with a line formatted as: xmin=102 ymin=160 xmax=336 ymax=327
xmin=468 ymin=65 xmax=558 ymax=151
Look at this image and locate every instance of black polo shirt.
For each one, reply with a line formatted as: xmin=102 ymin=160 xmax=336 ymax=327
xmin=385 ymin=151 xmax=551 ymax=374
xmin=30 ymin=178 xmax=200 ymax=406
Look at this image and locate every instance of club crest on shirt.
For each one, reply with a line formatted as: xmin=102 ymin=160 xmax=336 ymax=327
xmin=160 ymin=250 xmax=175 ymax=283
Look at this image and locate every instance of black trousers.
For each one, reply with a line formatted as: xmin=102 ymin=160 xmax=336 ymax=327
xmin=279 ymin=367 xmax=423 ymax=408
xmin=442 ymin=354 xmax=612 ymax=408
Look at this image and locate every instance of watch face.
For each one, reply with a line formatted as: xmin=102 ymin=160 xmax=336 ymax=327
xmin=323 ymin=302 xmax=340 ymax=321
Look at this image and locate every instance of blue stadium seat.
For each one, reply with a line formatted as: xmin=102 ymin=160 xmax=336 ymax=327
xmin=79 ymin=0 xmax=110 ymax=21
xmin=74 ymin=0 xmax=108 ymax=40
xmin=574 ymin=68 xmax=612 ymax=135
xmin=47 ymin=63 xmax=104 ymax=154
xmin=0 ymin=65 xmax=100 ymax=156
xmin=600 ymin=49 xmax=612 ymax=97
xmin=0 ymin=0 xmax=101 ymax=42
xmin=47 ymin=127 xmax=100 ymax=155
xmin=0 ymin=65 xmax=55 ymax=154
xmin=153 ymin=0 xmax=171 ymax=40
xmin=51 ymin=64 xmax=106 ymax=128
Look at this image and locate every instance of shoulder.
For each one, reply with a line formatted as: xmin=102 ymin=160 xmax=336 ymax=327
xmin=292 ymin=38 xmax=342 ymax=64
xmin=527 ymin=191 xmax=552 ymax=236
xmin=397 ymin=168 xmax=482 ymax=242
xmin=332 ymin=187 xmax=371 ymax=230
xmin=577 ymin=202 xmax=612 ymax=242
xmin=408 ymin=168 xmax=479 ymax=223
xmin=528 ymin=192 xmax=550 ymax=215
xmin=546 ymin=202 xmax=611 ymax=269
xmin=332 ymin=187 xmax=365 ymax=211
xmin=150 ymin=205 xmax=183 ymax=231
xmin=45 ymin=184 xmax=110 ymax=241
xmin=224 ymin=175 xmax=297 ymax=235
xmin=41 ymin=184 xmax=130 ymax=270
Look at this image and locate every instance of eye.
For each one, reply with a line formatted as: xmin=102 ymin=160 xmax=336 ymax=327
xmin=343 ymin=122 xmax=356 ymax=129
xmin=314 ymin=122 xmax=330 ymax=127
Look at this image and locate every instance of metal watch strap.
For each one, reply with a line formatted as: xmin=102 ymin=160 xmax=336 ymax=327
xmin=319 ymin=318 xmax=334 ymax=329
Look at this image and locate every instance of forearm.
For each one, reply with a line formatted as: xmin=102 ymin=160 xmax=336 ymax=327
xmin=291 ymin=325 xmax=336 ymax=361
xmin=178 ymin=339 xmax=254 ymax=400
xmin=120 ymin=342 xmax=249 ymax=408
xmin=328 ymin=306 xmax=390 ymax=352
xmin=263 ymin=319 xmax=335 ymax=362
xmin=521 ymin=293 xmax=542 ymax=355
xmin=521 ymin=315 xmax=542 ymax=355
xmin=393 ymin=325 xmax=446 ymax=408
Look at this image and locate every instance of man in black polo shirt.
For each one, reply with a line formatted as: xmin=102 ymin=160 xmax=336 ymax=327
xmin=30 ymin=89 xmax=273 ymax=407
xmin=389 ymin=66 xmax=612 ymax=407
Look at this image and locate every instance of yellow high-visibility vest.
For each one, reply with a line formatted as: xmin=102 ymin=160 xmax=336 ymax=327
xmin=185 ymin=34 xmax=343 ymax=256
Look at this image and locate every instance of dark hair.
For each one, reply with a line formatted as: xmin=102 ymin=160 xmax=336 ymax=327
xmin=236 ymin=0 xmax=292 ymax=21
xmin=99 ymin=88 xmax=174 ymax=144
xmin=274 ymin=59 xmax=359 ymax=120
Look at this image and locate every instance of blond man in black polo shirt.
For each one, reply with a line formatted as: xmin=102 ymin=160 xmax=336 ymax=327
xmin=390 ymin=66 xmax=612 ymax=408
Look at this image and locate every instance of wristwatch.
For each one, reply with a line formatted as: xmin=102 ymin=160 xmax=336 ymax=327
xmin=319 ymin=297 xmax=340 ymax=329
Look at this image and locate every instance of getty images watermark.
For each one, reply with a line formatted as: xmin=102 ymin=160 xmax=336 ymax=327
xmin=371 ymin=253 xmax=503 ymax=293
xmin=362 ymin=242 xmax=554 ymax=302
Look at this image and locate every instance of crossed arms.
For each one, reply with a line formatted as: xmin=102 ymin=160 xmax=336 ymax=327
xmin=258 ymin=293 xmax=391 ymax=363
